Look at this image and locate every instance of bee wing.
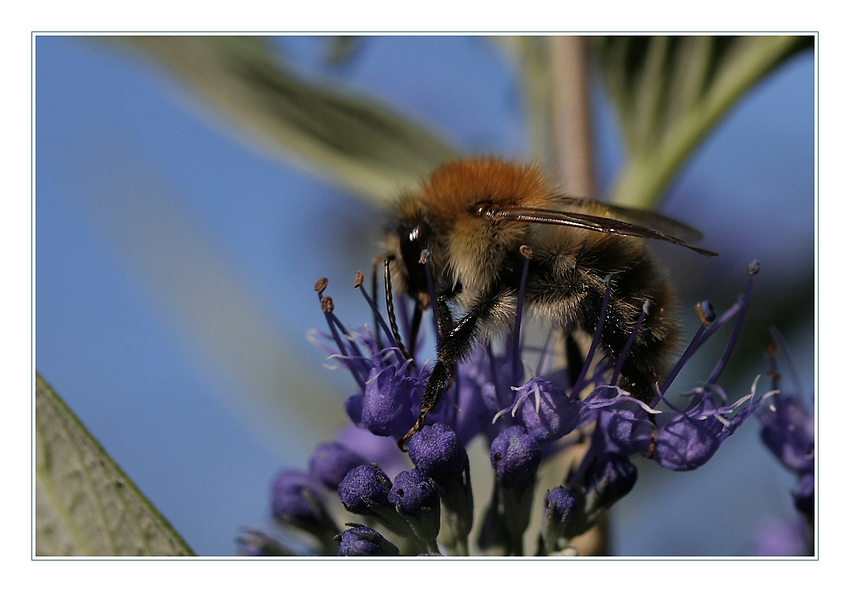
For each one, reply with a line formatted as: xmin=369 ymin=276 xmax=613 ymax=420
xmin=482 ymin=200 xmax=718 ymax=257
xmin=547 ymin=195 xmax=707 ymax=244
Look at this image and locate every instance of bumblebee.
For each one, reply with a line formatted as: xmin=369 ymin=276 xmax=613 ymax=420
xmin=383 ymin=157 xmax=716 ymax=447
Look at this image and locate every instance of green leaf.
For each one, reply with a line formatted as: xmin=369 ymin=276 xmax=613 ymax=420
xmin=490 ymin=37 xmax=559 ymax=172
xmin=35 ymin=373 xmax=194 ymax=556
xmin=593 ymin=35 xmax=813 ymax=208
xmin=102 ymin=36 xmax=458 ymax=206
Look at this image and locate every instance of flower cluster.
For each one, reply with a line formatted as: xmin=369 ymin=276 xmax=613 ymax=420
xmin=751 ymin=332 xmax=814 ymax=555
xmin=241 ymin=262 xmax=773 ymax=556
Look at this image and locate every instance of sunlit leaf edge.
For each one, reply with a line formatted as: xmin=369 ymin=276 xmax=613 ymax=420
xmin=35 ymin=372 xmax=195 ymax=556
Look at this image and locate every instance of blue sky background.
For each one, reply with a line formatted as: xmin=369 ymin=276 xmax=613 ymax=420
xmin=35 ymin=35 xmax=814 ymax=556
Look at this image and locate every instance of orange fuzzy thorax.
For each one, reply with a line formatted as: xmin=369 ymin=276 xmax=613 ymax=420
xmin=417 ymin=157 xmax=554 ymax=219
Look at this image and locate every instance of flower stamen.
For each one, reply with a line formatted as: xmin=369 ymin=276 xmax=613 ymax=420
xmin=611 ymin=299 xmax=652 ymax=386
xmin=570 ymin=274 xmax=613 ymax=399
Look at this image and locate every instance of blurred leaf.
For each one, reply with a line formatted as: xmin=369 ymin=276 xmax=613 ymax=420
xmin=102 ymin=36 xmax=458 ymax=206
xmin=35 ymin=373 xmax=194 ymax=556
xmin=322 ymin=36 xmax=368 ymax=68
xmin=593 ymin=35 xmax=814 ymax=208
xmin=491 ymin=37 xmax=558 ymax=172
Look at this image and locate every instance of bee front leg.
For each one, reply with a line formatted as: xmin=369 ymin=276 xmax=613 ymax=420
xmin=398 ymin=291 xmax=502 ymax=449
xmin=398 ymin=359 xmax=452 ymax=450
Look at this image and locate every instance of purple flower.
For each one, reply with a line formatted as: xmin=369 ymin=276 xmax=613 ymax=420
xmin=388 ymin=469 xmax=440 ymax=519
xmin=756 ymin=335 xmax=815 ymax=529
xmin=309 ymin=441 xmax=367 ymax=489
xmin=758 ymin=393 xmax=814 ymax=476
xmin=236 ymin=529 xmax=294 ymax=556
xmin=793 ymin=472 xmax=814 ymax=518
xmin=493 ymin=376 xmax=581 ymax=442
xmin=490 ymin=425 xmax=541 ymax=490
xmin=408 ymin=423 xmax=468 ymax=485
xmin=252 ymin=262 xmax=776 ymax=556
xmin=556 ymin=452 xmax=638 ymax=543
xmin=336 ymin=523 xmax=400 ymax=556
xmin=540 ymin=487 xmax=579 ymax=554
xmin=582 ymin=452 xmax=638 ymax=515
xmin=545 ymin=486 xmax=578 ymax=524
xmin=429 ymin=348 xmax=497 ymax=445
xmin=270 ymin=470 xmax=327 ymax=527
xmin=407 ymin=423 xmax=473 ymax=554
xmin=270 ymin=470 xmax=339 ymax=548
xmin=359 ymin=362 xmax=423 ymax=438
xmin=584 ymin=386 xmax=657 ymax=457
xmin=388 ymin=469 xmax=441 ymax=549
xmin=337 ymin=464 xmax=392 ymax=514
xmin=335 ymin=424 xmax=409 ymax=478
xmin=653 ymin=384 xmax=766 ymax=471
xmin=752 ymin=517 xmax=811 ymax=556
xmin=478 ymin=426 xmax=542 ymax=555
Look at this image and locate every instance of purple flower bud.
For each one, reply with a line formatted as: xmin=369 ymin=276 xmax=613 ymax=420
xmin=540 ymin=486 xmax=579 ymax=554
xmin=545 ymin=486 xmax=577 ymax=524
xmin=309 ymin=441 xmax=367 ymax=489
xmin=389 ymin=468 xmax=441 ymax=546
xmin=408 ymin=423 xmax=468 ymax=484
xmin=344 ymin=393 xmax=364 ymax=425
xmin=270 ymin=470 xmax=326 ymax=527
xmin=271 ymin=469 xmax=317 ymax=494
xmin=337 ymin=464 xmax=392 ymax=514
xmin=388 ymin=469 xmax=440 ymax=518
xmin=336 ymin=523 xmax=400 ymax=556
xmin=407 ymin=423 xmax=473 ymax=553
xmin=361 ymin=365 xmax=419 ymax=438
xmin=490 ymin=425 xmax=541 ymax=489
xmin=236 ymin=529 xmax=293 ymax=556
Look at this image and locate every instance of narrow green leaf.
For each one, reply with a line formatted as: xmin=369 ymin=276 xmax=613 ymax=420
xmin=100 ymin=36 xmax=458 ymax=206
xmin=594 ymin=35 xmax=813 ymax=208
xmin=491 ymin=36 xmax=558 ymax=172
xmin=35 ymin=373 xmax=194 ymax=556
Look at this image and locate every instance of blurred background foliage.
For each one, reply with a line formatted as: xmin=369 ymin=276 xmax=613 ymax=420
xmin=35 ymin=35 xmax=814 ymax=555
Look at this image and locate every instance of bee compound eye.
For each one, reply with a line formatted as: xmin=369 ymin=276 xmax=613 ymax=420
xmin=396 ymin=223 xmax=429 ymax=294
xmin=473 ymin=201 xmax=494 ymax=217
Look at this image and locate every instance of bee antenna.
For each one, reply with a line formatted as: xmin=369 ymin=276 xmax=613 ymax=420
xmin=384 ymin=256 xmax=413 ymax=361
